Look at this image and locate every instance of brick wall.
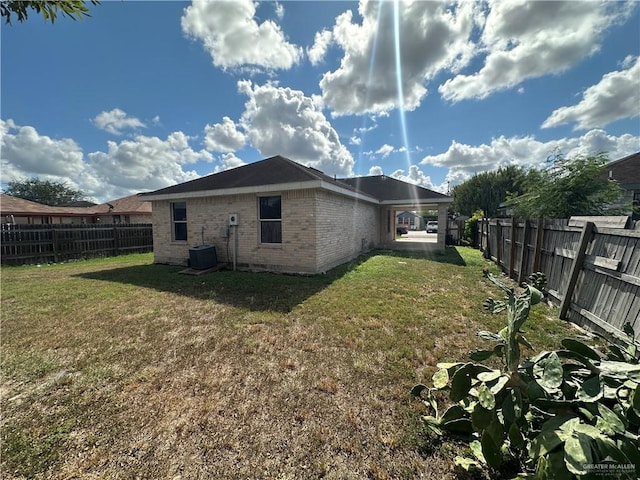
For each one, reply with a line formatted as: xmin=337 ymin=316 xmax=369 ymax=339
xmin=314 ymin=190 xmax=379 ymax=272
xmin=152 ymin=190 xmax=319 ymax=273
xmin=151 ymin=188 xmax=379 ymax=274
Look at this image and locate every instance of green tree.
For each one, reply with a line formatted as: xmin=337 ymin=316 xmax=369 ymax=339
xmin=1 ymin=1 xmax=99 ymax=24
xmin=451 ymin=165 xmax=536 ymax=217
xmin=4 ymin=178 xmax=86 ymax=206
xmin=507 ymin=152 xmax=626 ymax=218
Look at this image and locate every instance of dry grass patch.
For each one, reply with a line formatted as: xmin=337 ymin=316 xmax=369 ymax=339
xmin=1 ymin=249 xmax=575 ymax=479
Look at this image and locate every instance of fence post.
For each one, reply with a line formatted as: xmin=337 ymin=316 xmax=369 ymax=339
xmin=52 ymin=225 xmax=59 ymax=263
xmin=483 ymin=218 xmax=491 ymax=259
xmin=508 ymin=217 xmax=517 ymax=279
xmin=517 ymin=219 xmax=530 ymax=284
xmin=559 ymin=221 xmax=594 ymax=320
xmin=496 ymin=220 xmax=502 ymax=270
xmin=532 ymin=218 xmax=544 ymax=273
xmin=113 ymin=225 xmax=120 ymax=255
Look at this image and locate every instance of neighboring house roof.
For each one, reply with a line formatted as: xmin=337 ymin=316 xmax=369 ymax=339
xmin=604 ymin=151 xmax=640 ymax=185
xmin=0 ymin=193 xmax=151 ymax=217
xmin=339 ymin=175 xmax=450 ymax=204
xmin=90 ymin=194 xmax=152 ymax=215
xmin=0 ymin=194 xmax=66 ymax=215
xmin=141 ymin=155 xmax=451 ymax=205
xmin=396 ymin=211 xmax=422 ymax=219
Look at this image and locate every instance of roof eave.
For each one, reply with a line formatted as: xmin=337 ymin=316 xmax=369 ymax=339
xmin=379 ymin=197 xmax=452 ymax=205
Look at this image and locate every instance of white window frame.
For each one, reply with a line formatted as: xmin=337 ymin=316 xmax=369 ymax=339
xmin=171 ymin=201 xmax=187 ymax=241
xmin=258 ymin=195 xmax=282 ymax=244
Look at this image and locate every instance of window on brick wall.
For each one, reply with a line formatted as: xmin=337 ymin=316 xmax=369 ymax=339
xmin=171 ymin=201 xmax=187 ymax=241
xmin=259 ymin=196 xmax=282 ymax=243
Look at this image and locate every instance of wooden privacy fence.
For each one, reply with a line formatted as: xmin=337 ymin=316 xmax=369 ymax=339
xmin=1 ymin=223 xmax=153 ymax=265
xmin=446 ymin=219 xmax=466 ymax=244
xmin=477 ymin=217 xmax=640 ymax=342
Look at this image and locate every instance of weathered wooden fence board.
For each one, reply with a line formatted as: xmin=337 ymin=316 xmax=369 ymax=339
xmin=1 ymin=223 xmax=153 ymax=265
xmin=478 ymin=217 xmax=640 ymax=342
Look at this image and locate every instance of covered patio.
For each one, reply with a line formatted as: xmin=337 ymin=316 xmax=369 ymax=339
xmin=380 ymin=200 xmax=451 ymax=253
xmin=338 ymin=176 xmax=452 ymax=254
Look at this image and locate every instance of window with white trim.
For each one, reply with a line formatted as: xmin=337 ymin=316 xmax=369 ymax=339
xmin=259 ymin=196 xmax=282 ymax=244
xmin=171 ymin=202 xmax=187 ymax=241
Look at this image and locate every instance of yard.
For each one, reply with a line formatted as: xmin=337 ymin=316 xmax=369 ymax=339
xmin=1 ymin=248 xmax=577 ymax=479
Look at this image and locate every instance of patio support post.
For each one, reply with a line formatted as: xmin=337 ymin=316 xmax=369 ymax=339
xmin=437 ymin=203 xmax=448 ymax=252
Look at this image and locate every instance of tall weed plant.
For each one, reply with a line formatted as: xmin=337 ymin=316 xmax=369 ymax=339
xmin=412 ymin=271 xmax=640 ymax=479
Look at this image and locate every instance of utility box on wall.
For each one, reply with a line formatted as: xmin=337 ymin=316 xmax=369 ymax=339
xmin=189 ymin=245 xmax=217 ymax=270
xmin=229 ymin=213 xmax=238 ymax=226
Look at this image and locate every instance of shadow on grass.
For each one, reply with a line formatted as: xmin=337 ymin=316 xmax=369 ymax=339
xmin=75 ymin=255 xmax=365 ymax=314
xmin=75 ymin=247 xmax=467 ymax=313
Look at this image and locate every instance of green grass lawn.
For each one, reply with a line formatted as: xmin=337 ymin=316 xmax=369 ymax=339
xmin=1 ymin=248 xmax=577 ymax=479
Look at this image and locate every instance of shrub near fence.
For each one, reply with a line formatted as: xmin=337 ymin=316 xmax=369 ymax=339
xmin=1 ymin=223 xmax=153 ymax=265
xmin=477 ymin=217 xmax=640 ymax=342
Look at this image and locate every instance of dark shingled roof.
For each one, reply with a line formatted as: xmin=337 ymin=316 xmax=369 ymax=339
xmin=142 ymin=155 xmax=359 ymax=196
xmin=338 ymin=175 xmax=450 ymax=202
xmin=141 ymin=155 xmax=451 ymax=203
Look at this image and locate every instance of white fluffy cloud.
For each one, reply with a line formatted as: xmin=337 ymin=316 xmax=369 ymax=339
xmin=238 ymin=80 xmax=354 ymax=176
xmin=93 ymin=108 xmax=146 ymax=135
xmin=365 ymin=163 xmax=447 ymax=193
xmin=439 ymin=1 xmax=634 ymax=102
xmin=214 ymin=152 xmax=246 ymax=173
xmin=1 ymin=119 xmax=218 ymax=202
xmin=86 ymin=132 xmax=212 ymax=195
xmin=542 ymin=56 xmax=640 ymax=130
xmin=274 ymin=2 xmax=284 ymax=20
xmin=421 ymin=129 xmax=640 ymax=187
xmin=204 ymin=116 xmax=246 ymax=152
xmin=318 ymin=0 xmax=477 ymax=115
xmin=0 ymin=119 xmax=85 ymax=181
xmin=308 ymin=29 xmax=333 ymax=66
xmin=181 ymin=0 xmax=302 ymax=72
xmin=368 ymin=165 xmax=384 ymax=176
xmin=376 ymin=144 xmax=394 ymax=158
xmin=389 ymin=164 xmax=441 ymax=191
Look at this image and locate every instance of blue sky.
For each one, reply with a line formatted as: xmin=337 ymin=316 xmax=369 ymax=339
xmin=2 ymin=0 xmax=639 ymax=203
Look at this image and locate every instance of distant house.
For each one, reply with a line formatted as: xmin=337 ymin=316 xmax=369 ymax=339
xmin=91 ymin=194 xmax=153 ymax=224
xmin=140 ymin=155 xmax=451 ymax=274
xmin=396 ymin=211 xmax=424 ymax=230
xmin=0 ymin=194 xmax=152 ymax=225
xmin=603 ymin=151 xmax=640 ymax=219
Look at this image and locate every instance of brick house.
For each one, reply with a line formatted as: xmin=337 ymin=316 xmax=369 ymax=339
xmin=602 ymin=151 xmax=640 ymax=220
xmin=140 ymin=156 xmax=451 ymax=274
xmin=0 ymin=193 xmax=152 ymax=225
xmin=396 ymin=211 xmax=424 ymax=230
